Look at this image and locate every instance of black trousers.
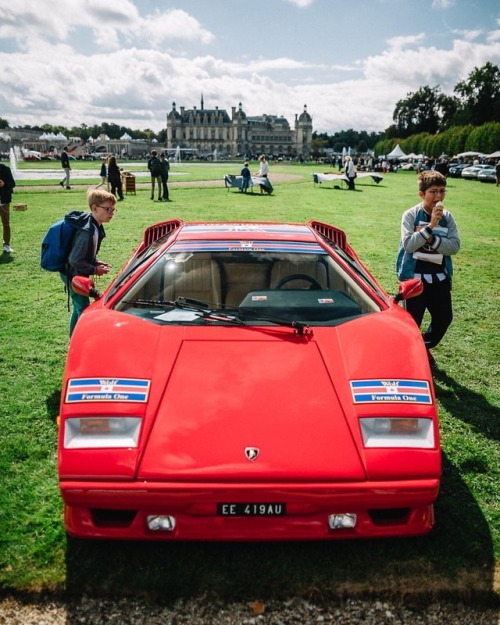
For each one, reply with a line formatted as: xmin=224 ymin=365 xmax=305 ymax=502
xmin=405 ymin=278 xmax=453 ymax=349
xmin=161 ymin=175 xmax=169 ymax=200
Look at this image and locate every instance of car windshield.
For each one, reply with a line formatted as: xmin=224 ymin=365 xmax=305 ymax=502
xmin=114 ymin=246 xmax=382 ymax=327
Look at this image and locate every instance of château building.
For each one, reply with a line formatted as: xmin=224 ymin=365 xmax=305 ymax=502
xmin=166 ymin=99 xmax=312 ymax=159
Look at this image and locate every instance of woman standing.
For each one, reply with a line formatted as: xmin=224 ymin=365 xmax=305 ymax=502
xmin=107 ymin=156 xmax=124 ymax=201
xmin=256 ymin=154 xmax=270 ymax=194
xmin=345 ymin=156 xmax=356 ymax=191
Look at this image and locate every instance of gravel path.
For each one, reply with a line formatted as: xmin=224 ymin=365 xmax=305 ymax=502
xmin=0 ymin=595 xmax=498 ymax=624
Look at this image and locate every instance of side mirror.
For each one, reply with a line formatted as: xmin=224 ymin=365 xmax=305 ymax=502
xmin=71 ymin=276 xmax=102 ymax=299
xmin=394 ymin=278 xmax=423 ymax=303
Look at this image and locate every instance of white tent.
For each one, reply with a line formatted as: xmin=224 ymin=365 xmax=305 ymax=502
xmin=485 ymin=150 xmax=500 ymax=158
xmin=387 ymin=144 xmax=406 ymax=159
xmin=456 ymin=151 xmax=483 ymax=158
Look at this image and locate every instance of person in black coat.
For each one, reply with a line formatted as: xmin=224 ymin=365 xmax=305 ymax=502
xmin=159 ymin=153 xmax=171 ymax=201
xmin=59 ymin=146 xmax=72 ymax=189
xmin=107 ymin=156 xmax=124 ymax=200
xmin=0 ymin=163 xmax=16 ymax=253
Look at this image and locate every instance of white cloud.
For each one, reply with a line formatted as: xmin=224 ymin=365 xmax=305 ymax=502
xmin=386 ymin=34 xmax=427 ymax=50
xmin=432 ymin=0 xmax=456 ymax=8
xmin=0 ymin=1 xmax=499 ymax=134
xmin=0 ymin=0 xmax=214 ymax=52
xmin=283 ymin=0 xmax=315 ymax=7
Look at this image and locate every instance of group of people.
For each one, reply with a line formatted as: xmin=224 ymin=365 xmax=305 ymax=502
xmin=239 ymin=154 xmax=270 ymax=194
xmin=2 ymin=150 xmax=462 ymax=369
xmin=147 ymin=150 xmax=171 ymax=201
xmin=58 ymin=147 xmax=172 ymax=204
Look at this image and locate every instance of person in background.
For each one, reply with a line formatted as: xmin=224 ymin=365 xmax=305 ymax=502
xmin=240 ymin=162 xmax=251 ymax=193
xmin=344 ymin=155 xmax=356 ymax=191
xmin=63 ymin=189 xmax=116 ymax=336
xmin=0 ymin=162 xmax=16 ymax=253
xmin=255 ymin=154 xmax=269 ymax=194
xmin=496 ymin=160 xmax=500 ymax=187
xmin=59 ymin=146 xmax=72 ymax=189
xmin=396 ymin=170 xmax=461 ymax=368
xmin=147 ymin=150 xmax=162 ymax=201
xmin=96 ymin=157 xmax=108 ymax=190
xmin=159 ymin=153 xmax=171 ymax=201
xmin=107 ymin=156 xmax=124 ymax=201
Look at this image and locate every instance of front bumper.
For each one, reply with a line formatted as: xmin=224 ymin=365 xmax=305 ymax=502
xmin=60 ymin=479 xmax=439 ymax=540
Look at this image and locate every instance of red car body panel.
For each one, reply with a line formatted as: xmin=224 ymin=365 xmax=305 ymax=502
xmin=58 ymin=220 xmax=441 ymax=540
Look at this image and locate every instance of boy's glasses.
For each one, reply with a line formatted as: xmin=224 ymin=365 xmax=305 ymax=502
xmin=426 ymin=189 xmax=446 ymax=196
xmin=97 ymin=204 xmax=117 ymax=214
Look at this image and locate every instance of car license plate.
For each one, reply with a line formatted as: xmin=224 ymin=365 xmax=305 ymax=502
xmin=217 ymin=503 xmax=286 ymax=516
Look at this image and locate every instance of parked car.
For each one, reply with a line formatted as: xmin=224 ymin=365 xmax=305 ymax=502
xmin=477 ymin=166 xmax=497 ymax=183
xmin=58 ymin=219 xmax=440 ymax=541
xmin=399 ymin=162 xmax=419 ymax=171
xmin=448 ymin=163 xmax=470 ymax=178
xmin=461 ymin=164 xmax=491 ymax=180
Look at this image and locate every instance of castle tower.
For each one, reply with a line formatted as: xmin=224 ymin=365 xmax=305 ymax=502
xmin=295 ymin=104 xmax=313 ymax=157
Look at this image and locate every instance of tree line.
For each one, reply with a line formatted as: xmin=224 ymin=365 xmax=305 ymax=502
xmin=0 ymin=119 xmax=167 ymax=145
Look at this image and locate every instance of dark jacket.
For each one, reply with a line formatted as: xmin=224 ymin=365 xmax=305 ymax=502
xmin=159 ymin=158 xmax=170 ymax=179
xmin=61 ymin=151 xmax=70 ymax=169
xmin=0 ymin=164 xmax=16 ymax=205
xmin=148 ymin=156 xmax=161 ymax=177
xmin=107 ymin=160 xmax=121 ymax=182
xmin=66 ymin=211 xmax=106 ymax=278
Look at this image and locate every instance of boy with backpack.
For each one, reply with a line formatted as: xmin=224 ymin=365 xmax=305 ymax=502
xmin=42 ymin=188 xmax=116 ymax=336
xmin=147 ymin=150 xmax=162 ymax=201
xmin=396 ymin=170 xmax=460 ymax=368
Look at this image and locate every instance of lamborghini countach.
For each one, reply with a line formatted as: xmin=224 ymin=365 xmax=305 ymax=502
xmin=58 ymin=219 xmax=440 ymax=540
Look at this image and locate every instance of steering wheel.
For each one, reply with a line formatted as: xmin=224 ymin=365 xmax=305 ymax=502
xmin=276 ymin=274 xmax=322 ymax=290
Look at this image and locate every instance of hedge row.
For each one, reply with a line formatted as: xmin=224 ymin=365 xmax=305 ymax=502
xmin=375 ymin=122 xmax=500 ymax=159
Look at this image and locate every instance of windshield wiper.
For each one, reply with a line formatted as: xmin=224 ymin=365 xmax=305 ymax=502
xmin=122 ymin=297 xmax=244 ymax=325
xmin=235 ymin=305 xmax=310 ymax=335
xmin=123 ymin=297 xmax=310 ymax=334
xmin=175 ymin=298 xmax=310 ymax=334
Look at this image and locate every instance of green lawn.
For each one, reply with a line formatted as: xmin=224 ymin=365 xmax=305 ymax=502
xmin=0 ymin=164 xmax=498 ymax=603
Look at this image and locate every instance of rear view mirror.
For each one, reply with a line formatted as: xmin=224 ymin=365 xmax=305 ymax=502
xmin=394 ymin=278 xmax=423 ymax=303
xmin=71 ymin=276 xmax=102 ymax=299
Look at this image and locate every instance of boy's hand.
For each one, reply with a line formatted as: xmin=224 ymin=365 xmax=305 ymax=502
xmin=430 ymin=201 xmax=444 ymax=228
xmin=95 ymin=263 xmax=111 ymax=276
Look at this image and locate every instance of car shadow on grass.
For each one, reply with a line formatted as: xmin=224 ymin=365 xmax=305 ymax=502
xmin=64 ymin=460 xmax=496 ymax=607
xmin=433 ymin=367 xmax=499 ymax=442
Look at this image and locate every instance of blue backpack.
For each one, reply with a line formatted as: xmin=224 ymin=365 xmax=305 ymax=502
xmin=40 ymin=211 xmax=87 ymax=274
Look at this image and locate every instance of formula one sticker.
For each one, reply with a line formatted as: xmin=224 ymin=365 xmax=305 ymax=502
xmin=350 ymin=379 xmax=432 ymax=404
xmin=66 ymin=378 xmax=151 ymax=403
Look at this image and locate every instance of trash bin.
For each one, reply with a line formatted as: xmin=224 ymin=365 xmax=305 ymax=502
xmin=121 ymin=172 xmax=136 ymax=194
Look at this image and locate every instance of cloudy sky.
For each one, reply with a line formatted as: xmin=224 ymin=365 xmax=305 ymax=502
xmin=1 ymin=0 xmax=499 ymax=135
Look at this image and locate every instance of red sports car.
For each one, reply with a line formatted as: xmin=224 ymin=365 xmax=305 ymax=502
xmin=58 ymin=219 xmax=440 ymax=540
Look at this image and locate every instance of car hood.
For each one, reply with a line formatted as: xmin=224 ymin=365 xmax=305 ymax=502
xmin=138 ymin=332 xmax=365 ymax=482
